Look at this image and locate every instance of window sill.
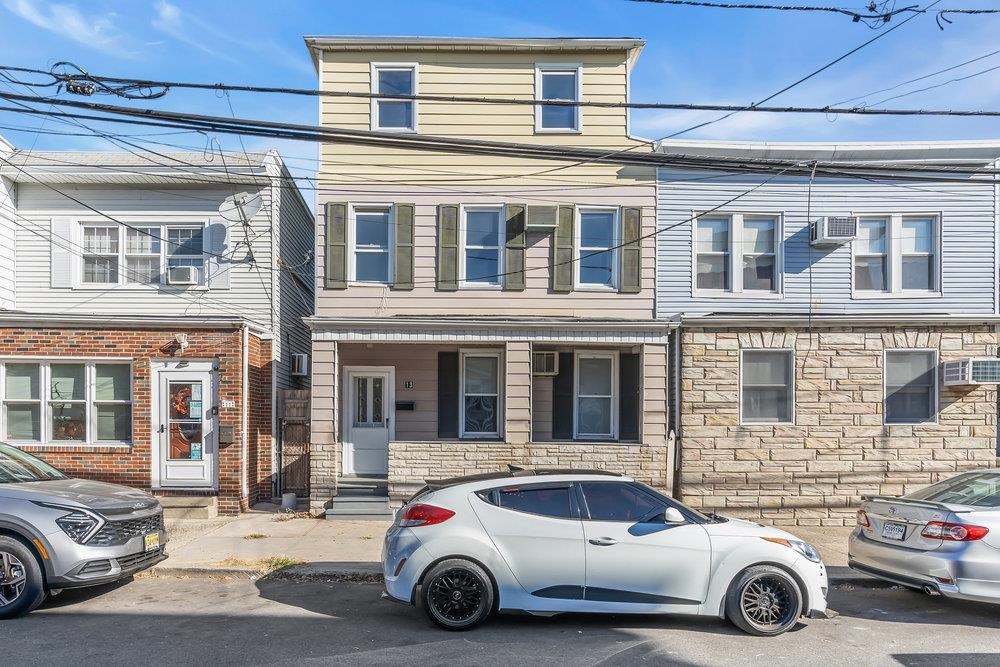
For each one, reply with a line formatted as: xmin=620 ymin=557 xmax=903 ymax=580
xmin=574 ymin=285 xmax=618 ymax=293
xmin=853 ymin=291 xmax=943 ymax=300
xmin=73 ymin=284 xmax=210 ymax=292
xmin=371 ymin=126 xmax=417 ymax=134
xmin=535 ymin=128 xmax=582 ymax=135
xmin=459 ymin=283 xmax=502 ymax=291
xmin=694 ymin=290 xmax=784 ymax=300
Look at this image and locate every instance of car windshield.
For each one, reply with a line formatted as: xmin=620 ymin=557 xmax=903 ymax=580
xmin=0 ymin=443 xmax=67 ymax=483
xmin=905 ymin=471 xmax=1000 ymax=508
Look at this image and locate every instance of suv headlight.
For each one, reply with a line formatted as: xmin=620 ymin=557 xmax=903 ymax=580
xmin=762 ymin=537 xmax=822 ymax=563
xmin=32 ymin=502 xmax=104 ymax=544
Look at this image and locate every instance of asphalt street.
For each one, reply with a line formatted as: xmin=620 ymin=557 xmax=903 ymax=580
xmin=4 ymin=576 xmax=1000 ymax=666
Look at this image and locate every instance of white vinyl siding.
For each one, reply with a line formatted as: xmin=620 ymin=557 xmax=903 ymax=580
xmin=574 ymin=351 xmax=617 ymax=439
xmin=740 ymin=350 xmax=794 ymax=424
xmin=884 ymin=350 xmax=938 ymax=425
xmin=694 ymin=214 xmax=781 ymax=296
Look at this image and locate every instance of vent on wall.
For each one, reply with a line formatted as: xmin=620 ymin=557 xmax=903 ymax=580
xmin=532 ymin=351 xmax=559 ymax=376
xmin=810 ymin=216 xmax=858 ymax=246
xmin=291 ymin=353 xmax=309 ymax=377
xmin=942 ymin=358 xmax=1000 ymax=386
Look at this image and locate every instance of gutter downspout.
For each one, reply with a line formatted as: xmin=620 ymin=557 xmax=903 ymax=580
xmin=241 ymin=323 xmax=250 ymax=506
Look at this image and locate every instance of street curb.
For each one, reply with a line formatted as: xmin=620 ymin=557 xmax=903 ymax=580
xmin=141 ymin=565 xmax=384 ymax=583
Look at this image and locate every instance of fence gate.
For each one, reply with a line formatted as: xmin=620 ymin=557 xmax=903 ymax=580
xmin=279 ymin=389 xmax=310 ymax=497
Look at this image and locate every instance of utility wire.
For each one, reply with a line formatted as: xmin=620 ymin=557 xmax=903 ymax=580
xmin=628 ymin=0 xmax=919 ymax=27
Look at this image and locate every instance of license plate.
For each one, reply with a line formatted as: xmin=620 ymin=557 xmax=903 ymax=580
xmin=143 ymin=532 xmax=161 ymax=552
xmin=881 ymin=522 xmax=906 ymax=541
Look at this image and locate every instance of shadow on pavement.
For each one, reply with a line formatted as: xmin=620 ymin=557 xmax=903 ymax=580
xmin=828 ymin=583 xmax=1000 ymax=629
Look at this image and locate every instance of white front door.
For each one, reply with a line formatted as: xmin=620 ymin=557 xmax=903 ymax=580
xmin=154 ymin=363 xmax=216 ymax=488
xmin=343 ymin=367 xmax=393 ymax=476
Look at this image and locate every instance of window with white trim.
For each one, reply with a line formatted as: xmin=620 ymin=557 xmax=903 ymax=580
xmin=351 ymin=206 xmax=392 ymax=283
xmin=461 ymin=207 xmax=502 ymax=286
xmin=853 ymin=214 xmax=940 ymax=296
xmin=80 ymin=224 xmax=206 ymax=286
xmin=884 ymin=350 xmax=937 ymax=425
xmin=82 ymin=226 xmax=119 ymax=284
xmin=575 ymin=352 xmax=616 ymax=438
xmin=2 ymin=361 xmax=132 ymax=444
xmin=536 ymin=65 xmax=580 ymax=132
xmin=695 ymin=214 xmax=780 ymax=294
xmin=461 ymin=352 xmax=500 ymax=437
xmin=372 ymin=64 xmax=416 ymax=131
xmin=577 ymin=209 xmax=617 ymax=288
xmin=741 ymin=350 xmax=794 ymax=424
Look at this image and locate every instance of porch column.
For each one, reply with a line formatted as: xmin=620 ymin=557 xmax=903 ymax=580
xmin=505 ymin=341 xmax=532 ymax=445
xmin=642 ymin=343 xmax=672 ymax=491
xmin=309 ymin=339 xmax=339 ymax=513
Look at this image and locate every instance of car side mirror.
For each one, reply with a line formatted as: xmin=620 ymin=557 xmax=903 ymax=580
xmin=663 ymin=507 xmax=685 ymax=524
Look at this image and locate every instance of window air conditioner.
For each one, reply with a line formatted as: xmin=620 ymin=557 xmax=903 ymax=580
xmin=810 ymin=216 xmax=858 ymax=246
xmin=532 ymin=351 xmax=559 ymax=376
xmin=291 ymin=353 xmax=310 ymax=377
xmin=942 ymin=358 xmax=1000 ymax=386
xmin=525 ymin=206 xmax=558 ymax=232
xmin=166 ymin=265 xmax=199 ymax=285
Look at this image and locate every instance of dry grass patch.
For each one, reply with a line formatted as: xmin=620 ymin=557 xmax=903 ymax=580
xmin=218 ymin=556 xmax=305 ymax=572
xmin=243 ymin=533 xmax=268 ymax=540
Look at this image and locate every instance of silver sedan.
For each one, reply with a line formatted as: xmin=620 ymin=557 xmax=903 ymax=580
xmin=848 ymin=469 xmax=1000 ymax=603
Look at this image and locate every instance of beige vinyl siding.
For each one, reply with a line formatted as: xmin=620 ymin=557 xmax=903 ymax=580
xmin=505 ymin=341 xmax=531 ymax=444
xmin=531 ymin=376 xmax=554 ymax=441
xmin=642 ymin=343 xmax=669 ymax=446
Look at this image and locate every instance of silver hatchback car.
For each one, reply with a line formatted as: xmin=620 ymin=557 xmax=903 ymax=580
xmin=849 ymin=469 xmax=1000 ymax=603
xmin=0 ymin=443 xmax=167 ymax=618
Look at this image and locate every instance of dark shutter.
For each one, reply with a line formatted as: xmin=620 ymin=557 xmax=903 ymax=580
xmin=619 ymin=207 xmax=642 ymax=294
xmin=552 ymin=352 xmax=575 ymax=439
xmin=392 ymin=203 xmax=414 ymax=290
xmin=504 ymin=204 xmax=526 ymax=291
xmin=437 ymin=351 xmax=460 ymax=438
xmin=619 ymin=353 xmax=641 ymax=441
xmin=437 ymin=205 xmax=459 ymax=291
xmin=551 ymin=206 xmax=574 ymax=293
xmin=324 ymin=202 xmax=348 ymax=289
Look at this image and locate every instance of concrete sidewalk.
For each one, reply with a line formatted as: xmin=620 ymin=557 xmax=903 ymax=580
xmin=148 ymin=505 xmax=875 ymax=585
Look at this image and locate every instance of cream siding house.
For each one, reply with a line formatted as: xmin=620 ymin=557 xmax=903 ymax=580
xmin=304 ymin=37 xmax=669 ymax=512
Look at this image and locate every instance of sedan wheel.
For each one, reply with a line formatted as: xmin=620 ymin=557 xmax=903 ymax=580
xmin=422 ymin=559 xmax=494 ymax=631
xmin=726 ymin=565 xmax=803 ymax=636
xmin=0 ymin=537 xmax=46 ymax=620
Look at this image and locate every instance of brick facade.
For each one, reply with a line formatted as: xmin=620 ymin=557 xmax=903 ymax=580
xmin=4 ymin=325 xmax=273 ymax=514
xmin=679 ymin=326 xmax=999 ymax=526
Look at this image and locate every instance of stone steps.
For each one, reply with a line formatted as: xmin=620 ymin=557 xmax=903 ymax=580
xmin=157 ymin=495 xmax=218 ymax=519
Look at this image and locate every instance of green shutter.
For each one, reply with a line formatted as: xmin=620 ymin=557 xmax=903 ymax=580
xmin=619 ymin=206 xmax=642 ymax=294
xmin=324 ymin=202 xmax=347 ymax=290
xmin=437 ymin=204 xmax=459 ymax=291
xmin=551 ymin=206 xmax=575 ymax=293
xmin=504 ymin=204 xmax=526 ymax=291
xmin=393 ymin=203 xmax=414 ymax=290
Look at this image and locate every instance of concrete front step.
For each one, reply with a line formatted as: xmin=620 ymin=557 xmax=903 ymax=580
xmin=157 ymin=495 xmax=218 ymax=519
xmin=326 ymin=493 xmax=393 ymax=521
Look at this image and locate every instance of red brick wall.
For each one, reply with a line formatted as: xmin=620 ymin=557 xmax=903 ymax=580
xmin=3 ymin=326 xmax=272 ymax=514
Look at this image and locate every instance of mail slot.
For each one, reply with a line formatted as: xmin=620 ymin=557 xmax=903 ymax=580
xmin=218 ymin=424 xmax=235 ymax=445
xmin=395 ymin=401 xmax=415 ymax=411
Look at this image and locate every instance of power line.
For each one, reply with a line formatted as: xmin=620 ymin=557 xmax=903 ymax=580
xmin=627 ymin=0 xmax=920 ymax=27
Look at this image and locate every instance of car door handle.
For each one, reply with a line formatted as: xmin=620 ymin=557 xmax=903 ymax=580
xmin=588 ymin=537 xmax=618 ymax=546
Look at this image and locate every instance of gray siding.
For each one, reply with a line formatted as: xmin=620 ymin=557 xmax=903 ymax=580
xmin=0 ymin=177 xmax=15 ymax=308
xmin=656 ymin=169 xmax=998 ymax=317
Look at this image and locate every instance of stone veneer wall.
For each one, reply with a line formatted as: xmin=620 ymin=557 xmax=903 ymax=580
xmin=679 ymin=326 xmax=999 ymax=526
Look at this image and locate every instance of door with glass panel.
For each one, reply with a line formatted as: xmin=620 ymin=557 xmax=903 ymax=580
xmin=157 ymin=370 xmax=215 ymax=487
xmin=344 ymin=369 xmax=393 ymax=476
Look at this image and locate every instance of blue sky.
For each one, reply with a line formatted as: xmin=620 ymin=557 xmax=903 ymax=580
xmin=1 ymin=0 xmax=1000 ymax=182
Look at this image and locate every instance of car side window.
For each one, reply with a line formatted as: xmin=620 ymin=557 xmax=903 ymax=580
xmin=484 ymin=484 xmax=577 ymax=519
xmin=581 ymin=482 xmax=664 ymax=522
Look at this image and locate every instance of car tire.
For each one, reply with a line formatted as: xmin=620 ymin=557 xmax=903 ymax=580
xmin=421 ymin=558 xmax=494 ymax=631
xmin=0 ymin=536 xmax=46 ymax=620
xmin=725 ymin=565 xmax=803 ymax=637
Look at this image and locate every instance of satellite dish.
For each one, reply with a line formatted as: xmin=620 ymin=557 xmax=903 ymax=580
xmin=219 ymin=191 xmax=262 ymax=223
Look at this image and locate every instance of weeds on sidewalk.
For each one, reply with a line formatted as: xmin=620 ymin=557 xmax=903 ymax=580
xmin=272 ymin=509 xmax=313 ymax=522
xmin=218 ymin=556 xmax=305 ymax=573
xmin=243 ymin=533 xmax=268 ymax=540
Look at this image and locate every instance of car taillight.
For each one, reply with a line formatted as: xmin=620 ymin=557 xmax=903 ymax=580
xmin=920 ymin=521 xmax=989 ymax=541
xmin=857 ymin=510 xmax=871 ymax=528
xmin=398 ymin=503 xmax=455 ymax=527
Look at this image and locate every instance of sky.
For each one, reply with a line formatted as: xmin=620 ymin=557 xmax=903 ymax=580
xmin=1 ymin=0 xmax=1000 ymax=184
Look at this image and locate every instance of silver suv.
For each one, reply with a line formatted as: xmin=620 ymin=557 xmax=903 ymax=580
xmin=0 ymin=443 xmax=167 ymax=618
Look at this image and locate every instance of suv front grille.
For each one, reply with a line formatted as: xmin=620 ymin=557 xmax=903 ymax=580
xmin=116 ymin=547 xmax=165 ymax=572
xmin=89 ymin=513 xmax=164 ymax=546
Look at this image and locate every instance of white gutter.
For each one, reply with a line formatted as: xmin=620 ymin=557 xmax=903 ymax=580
xmin=304 ymin=316 xmax=678 ymax=332
xmin=241 ymin=323 xmax=250 ymax=503
xmin=682 ymin=314 xmax=1000 ymax=328
xmin=0 ymin=312 xmax=271 ymax=333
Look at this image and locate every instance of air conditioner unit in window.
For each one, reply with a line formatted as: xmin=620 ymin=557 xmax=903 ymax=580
xmin=291 ymin=353 xmax=309 ymax=377
xmin=532 ymin=351 xmax=559 ymax=376
xmin=810 ymin=216 xmax=858 ymax=246
xmin=166 ymin=265 xmax=199 ymax=285
xmin=525 ymin=206 xmax=558 ymax=232
xmin=942 ymin=358 xmax=1000 ymax=386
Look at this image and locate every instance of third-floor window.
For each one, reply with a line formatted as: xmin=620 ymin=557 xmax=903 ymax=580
xmin=535 ymin=64 xmax=581 ymax=132
xmin=372 ymin=64 xmax=417 ymax=132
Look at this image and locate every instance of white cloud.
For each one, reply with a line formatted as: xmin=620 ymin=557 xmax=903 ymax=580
xmin=1 ymin=0 xmax=136 ymax=57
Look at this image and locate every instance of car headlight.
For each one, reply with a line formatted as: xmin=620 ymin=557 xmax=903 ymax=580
xmin=32 ymin=502 xmax=104 ymax=544
xmin=762 ymin=537 xmax=822 ymax=563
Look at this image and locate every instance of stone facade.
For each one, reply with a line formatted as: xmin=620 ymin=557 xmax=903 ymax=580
xmin=679 ymin=326 xmax=999 ymax=526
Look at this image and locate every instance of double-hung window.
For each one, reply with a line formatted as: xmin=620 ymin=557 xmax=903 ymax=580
xmin=82 ymin=226 xmax=119 ymax=284
xmin=460 ymin=352 xmax=500 ymax=437
xmin=125 ymin=227 xmax=162 ymax=284
xmin=884 ymin=350 xmax=937 ymax=425
xmin=536 ymin=65 xmax=581 ymax=132
xmin=575 ymin=352 xmax=616 ymax=439
xmin=166 ymin=227 xmax=205 ymax=283
xmin=351 ymin=206 xmax=392 ymax=283
xmin=372 ymin=64 xmax=416 ymax=131
xmin=695 ymin=214 xmax=780 ymax=295
xmin=79 ymin=223 xmax=207 ymax=287
xmin=461 ymin=207 xmax=502 ymax=286
xmin=854 ymin=214 xmax=940 ymax=296
xmin=741 ymin=350 xmax=794 ymax=424
xmin=577 ymin=209 xmax=617 ymax=289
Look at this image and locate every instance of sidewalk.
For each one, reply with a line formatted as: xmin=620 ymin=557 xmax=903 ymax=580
xmin=148 ymin=505 xmax=876 ymax=585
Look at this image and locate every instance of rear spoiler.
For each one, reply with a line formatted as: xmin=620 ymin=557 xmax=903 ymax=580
xmin=861 ymin=495 xmax=972 ymax=513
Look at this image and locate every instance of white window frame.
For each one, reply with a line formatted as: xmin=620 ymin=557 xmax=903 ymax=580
xmin=0 ymin=359 xmax=134 ymax=446
xmin=883 ymin=348 xmax=939 ymax=426
xmin=76 ymin=221 xmax=209 ymax=289
xmin=459 ymin=350 xmax=503 ymax=439
xmin=692 ymin=212 xmax=784 ymax=298
xmin=534 ymin=63 xmax=583 ymax=134
xmin=739 ymin=349 xmax=795 ymax=426
xmin=81 ymin=224 xmax=120 ymax=285
xmin=347 ymin=203 xmax=394 ymax=285
xmin=573 ymin=350 xmax=618 ymax=440
xmin=852 ymin=213 xmax=942 ymax=299
xmin=370 ymin=62 xmax=418 ymax=133
xmin=459 ymin=204 xmax=505 ymax=289
xmin=575 ymin=206 xmax=619 ymax=291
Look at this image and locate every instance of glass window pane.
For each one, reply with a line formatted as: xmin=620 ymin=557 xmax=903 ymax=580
xmin=51 ymin=403 xmax=86 ymax=441
xmin=901 ymin=217 xmax=933 ymax=254
xmin=50 ymin=364 xmax=85 ymax=401
xmin=857 ymin=218 xmax=887 ymax=254
xmin=886 ymin=351 xmax=935 ymax=386
xmin=376 ymin=101 xmax=413 ymax=129
xmin=697 ymin=218 xmax=729 ymax=252
xmin=355 ymin=252 xmax=390 ymax=282
xmin=169 ymin=423 xmax=203 ymax=460
xmin=541 ymin=105 xmax=576 ymax=129
xmin=465 ymin=210 xmax=500 ymax=246
xmin=581 ymin=482 xmax=664 ymax=522
xmin=696 ymin=254 xmax=729 ymax=290
xmin=464 ymin=396 xmax=498 ymax=434
xmin=464 ymin=356 xmax=498 ymax=394
xmin=6 ymin=405 xmax=40 ymax=441
xmin=5 ymin=363 xmax=39 ymax=400
xmin=577 ymin=397 xmax=612 ymax=435
xmin=579 ymin=250 xmax=613 ymax=286
xmin=355 ymin=377 xmax=368 ymax=423
xmin=541 ymin=72 xmax=576 ymax=100
xmin=742 ymin=351 xmax=790 ymax=385
xmin=372 ymin=377 xmax=383 ymax=424
xmin=355 ymin=212 xmax=390 ymax=247
xmin=169 ymin=382 xmax=201 ymax=420
xmin=96 ymin=404 xmax=131 ymax=441
xmin=125 ymin=227 xmax=161 ymax=254
xmin=498 ymin=486 xmax=574 ymax=519
xmin=96 ymin=365 xmax=130 ymax=401
xmin=743 ymin=218 xmax=775 ymax=253
xmin=125 ymin=257 xmax=160 ymax=284
xmin=578 ymin=357 xmax=613 ymax=395
xmin=465 ymin=251 xmax=499 ymax=284
xmin=167 ymin=228 xmax=204 ymax=256
xmin=580 ymin=212 xmax=615 ymax=247
xmin=378 ymin=69 xmax=413 ymax=95
xmin=902 ymin=256 xmax=933 ymax=291
xmin=854 ymin=256 xmax=887 ymax=291
xmin=83 ymin=227 xmax=118 ymax=253
xmin=743 ymin=255 xmax=775 ymax=291
xmin=742 ymin=388 xmax=791 ymax=423
xmin=84 ymin=257 xmax=118 ymax=283
xmin=886 ymin=387 xmax=933 ymax=424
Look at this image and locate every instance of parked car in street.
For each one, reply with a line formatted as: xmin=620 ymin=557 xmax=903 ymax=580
xmin=382 ymin=468 xmax=827 ymax=636
xmin=0 ymin=443 xmax=167 ymax=618
xmin=849 ymin=469 xmax=1000 ymax=604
